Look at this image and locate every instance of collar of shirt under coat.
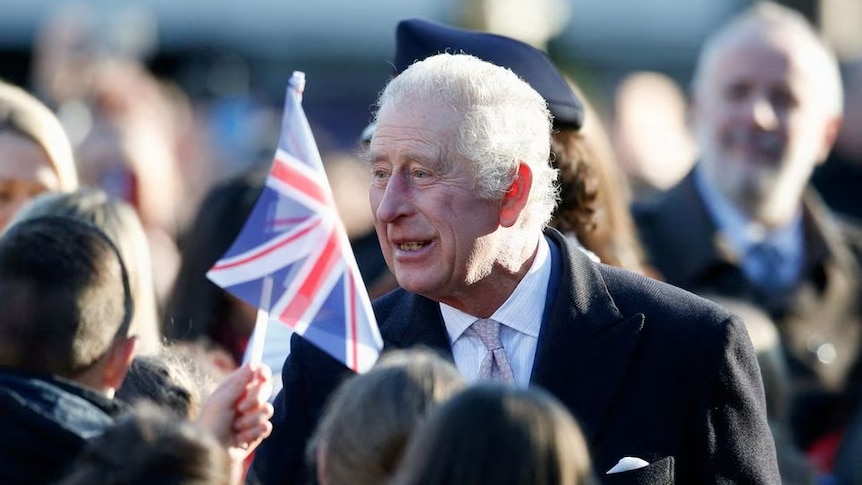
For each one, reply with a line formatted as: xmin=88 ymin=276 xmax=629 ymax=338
xmin=694 ymin=164 xmax=803 ymax=279
xmin=439 ymin=236 xmax=551 ymax=385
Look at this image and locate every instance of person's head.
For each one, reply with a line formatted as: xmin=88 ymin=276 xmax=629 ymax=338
xmin=0 ymin=80 xmax=78 ymax=230
xmin=309 ymin=348 xmax=464 ymax=485
xmin=116 ymin=346 xmax=216 ymax=419
xmin=612 ymin=71 xmax=695 ymax=197
xmin=73 ymin=58 xmax=184 ymax=236
xmin=164 ymin=165 xmax=265 ymax=364
xmin=384 ymin=19 xmax=649 ymax=274
xmin=58 ymin=403 xmax=231 ymax=485
xmin=691 ymin=2 xmax=842 ymax=227
xmin=388 ymin=18 xmax=594 ymax=242
xmin=11 ymin=188 xmax=161 ymax=355
xmin=391 ymin=384 xmax=596 ymax=485
xmin=0 ymin=216 xmax=134 ymax=395
xmin=367 ymin=53 xmax=555 ymax=313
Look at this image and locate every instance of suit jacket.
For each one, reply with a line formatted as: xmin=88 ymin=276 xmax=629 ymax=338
xmin=634 ymin=168 xmax=862 ymax=449
xmin=252 ymin=229 xmax=780 ymax=485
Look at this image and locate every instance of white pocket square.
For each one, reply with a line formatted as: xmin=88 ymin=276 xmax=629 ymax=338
xmin=606 ymin=456 xmax=650 ymax=474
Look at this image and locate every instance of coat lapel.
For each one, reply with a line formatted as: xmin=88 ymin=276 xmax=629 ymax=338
xmin=531 ymin=230 xmax=644 ymax=442
xmin=651 ymin=170 xmax=738 ymax=285
xmin=379 ymin=292 xmax=453 ymax=360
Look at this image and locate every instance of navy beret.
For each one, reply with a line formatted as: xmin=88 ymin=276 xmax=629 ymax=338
xmin=394 ymin=18 xmax=585 ymax=130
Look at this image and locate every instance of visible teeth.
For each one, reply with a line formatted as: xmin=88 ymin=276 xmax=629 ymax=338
xmin=399 ymin=242 xmax=424 ymax=251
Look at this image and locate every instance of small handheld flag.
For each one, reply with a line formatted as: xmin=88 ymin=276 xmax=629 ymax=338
xmin=207 ymin=71 xmax=383 ymax=373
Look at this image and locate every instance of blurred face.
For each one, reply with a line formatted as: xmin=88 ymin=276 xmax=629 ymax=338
xmin=0 ymin=132 xmax=60 ymax=229
xmin=76 ymin=125 xmax=138 ymax=208
xmin=693 ymin=32 xmax=836 ymax=223
xmin=368 ymin=100 xmax=504 ymax=306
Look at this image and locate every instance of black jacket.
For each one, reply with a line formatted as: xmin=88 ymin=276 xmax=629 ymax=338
xmin=252 ymin=229 xmax=780 ymax=484
xmin=0 ymin=370 xmax=125 ymax=484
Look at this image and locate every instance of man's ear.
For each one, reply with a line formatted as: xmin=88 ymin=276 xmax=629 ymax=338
xmin=816 ymin=116 xmax=842 ymax=164
xmin=500 ymin=162 xmax=533 ymax=228
xmin=102 ymin=336 xmax=138 ymax=398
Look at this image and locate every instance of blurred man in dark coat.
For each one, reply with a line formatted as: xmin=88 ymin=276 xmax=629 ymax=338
xmin=634 ymin=2 xmax=862 ymax=454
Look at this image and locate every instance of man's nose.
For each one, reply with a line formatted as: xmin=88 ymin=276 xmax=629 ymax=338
xmin=374 ymin=174 xmax=412 ymax=223
xmin=750 ymin=96 xmax=779 ymax=131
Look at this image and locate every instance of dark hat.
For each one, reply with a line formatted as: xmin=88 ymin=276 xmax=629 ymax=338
xmin=394 ymin=18 xmax=584 ymax=130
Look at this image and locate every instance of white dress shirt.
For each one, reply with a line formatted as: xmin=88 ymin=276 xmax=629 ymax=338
xmin=440 ymin=237 xmax=551 ymax=387
xmin=695 ymin=166 xmax=803 ymax=288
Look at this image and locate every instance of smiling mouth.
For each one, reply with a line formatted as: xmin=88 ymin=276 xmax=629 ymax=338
xmin=398 ymin=242 xmax=428 ymax=251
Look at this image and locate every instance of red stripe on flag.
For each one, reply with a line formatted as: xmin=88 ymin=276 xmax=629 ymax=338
xmin=348 ymin=270 xmax=358 ymax=371
xmin=271 ymin=157 xmax=328 ymax=205
xmin=279 ymin=225 xmax=341 ymax=324
xmin=211 ymin=218 xmax=321 ymax=271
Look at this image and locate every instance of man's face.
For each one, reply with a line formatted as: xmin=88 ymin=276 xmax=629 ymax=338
xmin=368 ymin=100 xmax=504 ymax=305
xmin=693 ymin=32 xmax=834 ymax=220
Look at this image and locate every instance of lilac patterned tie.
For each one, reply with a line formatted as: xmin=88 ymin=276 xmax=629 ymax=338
xmin=468 ymin=318 xmax=515 ymax=383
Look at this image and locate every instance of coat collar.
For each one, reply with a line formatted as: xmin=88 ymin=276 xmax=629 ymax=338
xmin=530 ymin=229 xmax=644 ymax=442
xmin=376 ymin=229 xmax=645 ymax=442
xmin=378 ymin=291 xmax=453 ymax=359
xmin=649 ymin=170 xmax=737 ymax=285
xmin=653 ymin=169 xmax=855 ymax=297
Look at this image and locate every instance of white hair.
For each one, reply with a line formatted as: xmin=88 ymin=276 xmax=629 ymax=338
xmin=691 ymin=2 xmax=843 ymax=118
xmin=373 ymin=53 xmax=558 ymax=227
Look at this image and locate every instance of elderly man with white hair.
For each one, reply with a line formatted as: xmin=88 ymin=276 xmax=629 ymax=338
xmin=254 ymin=52 xmax=780 ymax=484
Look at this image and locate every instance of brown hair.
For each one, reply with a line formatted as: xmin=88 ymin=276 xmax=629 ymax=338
xmin=11 ymin=188 xmax=161 ymax=355
xmin=0 ymin=216 xmax=132 ymax=378
xmin=391 ymin=384 xmax=596 ymax=485
xmin=59 ymin=403 xmax=230 ymax=485
xmin=309 ymin=348 xmax=464 ymax=485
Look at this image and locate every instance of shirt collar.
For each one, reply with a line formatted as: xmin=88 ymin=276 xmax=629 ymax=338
xmin=694 ymin=165 xmax=803 ymax=261
xmin=441 ymin=236 xmax=550 ymax=341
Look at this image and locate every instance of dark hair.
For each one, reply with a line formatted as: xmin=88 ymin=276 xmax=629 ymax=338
xmin=391 ymin=384 xmax=596 ymax=485
xmin=309 ymin=348 xmax=464 ymax=485
xmin=11 ymin=187 xmax=162 ymax=354
xmin=116 ymin=346 xmax=215 ymax=419
xmin=0 ymin=216 xmax=132 ymax=378
xmin=58 ymin=403 xmax=230 ymax=485
xmin=163 ymin=165 xmax=266 ymax=363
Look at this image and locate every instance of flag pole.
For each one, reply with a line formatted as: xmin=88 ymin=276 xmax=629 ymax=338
xmin=249 ymin=275 xmax=274 ymax=366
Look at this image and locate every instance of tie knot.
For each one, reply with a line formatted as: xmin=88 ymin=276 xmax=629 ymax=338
xmin=746 ymin=242 xmax=785 ymax=291
xmin=469 ymin=318 xmax=503 ymax=351
xmin=748 ymin=242 xmax=782 ymax=263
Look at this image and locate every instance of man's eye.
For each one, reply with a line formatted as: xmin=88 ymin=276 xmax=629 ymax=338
xmin=770 ymin=89 xmax=797 ymax=111
xmin=725 ymin=82 xmax=751 ymax=101
xmin=412 ymin=170 xmax=431 ymax=179
xmin=371 ymin=169 xmax=390 ymax=185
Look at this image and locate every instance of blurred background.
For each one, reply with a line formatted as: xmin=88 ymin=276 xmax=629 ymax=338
xmin=0 ymin=0 xmax=858 ymax=302
xmin=1 ymin=0 xmax=858 ymax=161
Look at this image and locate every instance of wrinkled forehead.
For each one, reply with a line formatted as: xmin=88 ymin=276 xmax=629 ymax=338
xmin=370 ymin=98 xmax=464 ymax=160
xmin=705 ymin=26 xmax=832 ymax=94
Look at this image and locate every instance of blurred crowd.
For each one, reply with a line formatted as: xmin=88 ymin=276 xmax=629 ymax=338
xmin=0 ymin=1 xmax=861 ymax=484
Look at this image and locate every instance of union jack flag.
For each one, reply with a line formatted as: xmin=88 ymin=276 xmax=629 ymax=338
xmin=207 ymin=72 xmax=382 ymax=373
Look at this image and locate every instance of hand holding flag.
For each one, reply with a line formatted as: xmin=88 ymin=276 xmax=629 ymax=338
xmin=207 ymin=71 xmax=383 ymax=373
